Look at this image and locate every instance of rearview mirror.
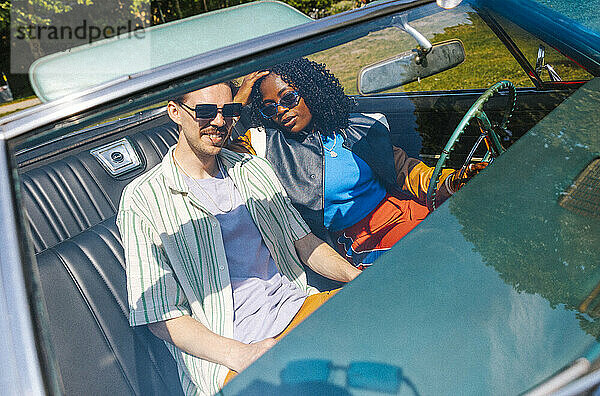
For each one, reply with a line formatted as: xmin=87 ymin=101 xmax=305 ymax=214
xmin=358 ymin=39 xmax=465 ymax=95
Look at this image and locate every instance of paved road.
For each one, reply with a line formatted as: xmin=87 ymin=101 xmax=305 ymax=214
xmin=0 ymin=98 xmax=41 ymax=116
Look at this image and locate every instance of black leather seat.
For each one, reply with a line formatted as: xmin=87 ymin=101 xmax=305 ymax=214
xmin=22 ymin=119 xmax=180 ymax=254
xmin=20 ymin=113 xmax=184 ymax=395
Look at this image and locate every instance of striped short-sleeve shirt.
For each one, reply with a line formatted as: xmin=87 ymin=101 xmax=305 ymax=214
xmin=117 ymin=146 xmax=317 ymax=395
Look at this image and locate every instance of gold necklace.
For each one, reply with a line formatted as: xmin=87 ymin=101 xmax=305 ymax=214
xmin=172 ymin=152 xmax=234 ymax=213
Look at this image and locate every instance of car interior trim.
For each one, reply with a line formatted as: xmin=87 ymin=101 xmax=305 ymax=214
xmin=90 ymin=138 xmax=142 ymax=177
xmin=0 ymin=138 xmax=59 ymax=395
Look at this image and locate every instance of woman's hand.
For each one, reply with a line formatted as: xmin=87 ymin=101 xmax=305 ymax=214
xmin=234 ymin=71 xmax=270 ymax=106
xmin=449 ymin=162 xmax=489 ymax=192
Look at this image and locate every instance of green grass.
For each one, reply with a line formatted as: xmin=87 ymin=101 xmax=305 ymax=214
xmin=309 ymin=12 xmax=591 ymax=95
xmin=0 ymin=95 xmax=40 ymax=117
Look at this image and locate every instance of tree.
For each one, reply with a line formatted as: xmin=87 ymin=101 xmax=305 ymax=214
xmin=283 ymin=0 xmax=334 ymax=18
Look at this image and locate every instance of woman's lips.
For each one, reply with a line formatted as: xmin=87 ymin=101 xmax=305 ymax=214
xmin=282 ymin=115 xmax=297 ymax=128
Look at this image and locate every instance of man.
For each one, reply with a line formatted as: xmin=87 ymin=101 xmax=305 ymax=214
xmin=117 ymin=81 xmax=360 ymax=395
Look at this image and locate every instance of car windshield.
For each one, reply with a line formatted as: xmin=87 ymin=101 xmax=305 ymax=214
xmin=223 ymin=77 xmax=600 ymax=395
xmin=25 ymin=1 xmax=312 ymax=102
xmin=532 ymin=0 xmax=600 ymax=33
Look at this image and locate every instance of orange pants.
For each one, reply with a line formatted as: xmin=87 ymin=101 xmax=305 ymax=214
xmin=336 ymin=193 xmax=430 ymax=269
xmin=222 ymin=289 xmax=339 ymax=386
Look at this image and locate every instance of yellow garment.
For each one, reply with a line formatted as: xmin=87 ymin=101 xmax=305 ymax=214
xmin=222 ymin=289 xmax=340 ymax=386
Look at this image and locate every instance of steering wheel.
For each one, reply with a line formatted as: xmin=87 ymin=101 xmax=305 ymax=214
xmin=426 ymin=80 xmax=516 ymax=211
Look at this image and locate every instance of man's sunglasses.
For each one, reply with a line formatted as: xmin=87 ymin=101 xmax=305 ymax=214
xmin=259 ymin=90 xmax=300 ymax=119
xmin=178 ymin=102 xmax=242 ymax=119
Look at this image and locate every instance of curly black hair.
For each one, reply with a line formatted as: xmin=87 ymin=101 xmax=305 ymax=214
xmin=248 ymin=58 xmax=355 ymax=135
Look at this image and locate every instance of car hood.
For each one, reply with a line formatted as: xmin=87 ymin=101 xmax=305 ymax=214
xmin=222 ymin=78 xmax=600 ymax=394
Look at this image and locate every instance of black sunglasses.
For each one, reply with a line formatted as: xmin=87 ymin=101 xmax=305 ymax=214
xmin=178 ymin=102 xmax=242 ymax=119
xmin=260 ymin=90 xmax=300 ymax=119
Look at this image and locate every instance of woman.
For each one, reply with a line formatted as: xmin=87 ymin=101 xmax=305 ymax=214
xmin=232 ymin=58 xmax=482 ymax=269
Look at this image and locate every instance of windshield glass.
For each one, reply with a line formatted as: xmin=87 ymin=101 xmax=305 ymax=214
xmin=223 ymin=77 xmax=600 ymax=395
xmin=532 ymin=0 xmax=600 ymax=33
xmin=23 ymin=1 xmax=312 ymax=102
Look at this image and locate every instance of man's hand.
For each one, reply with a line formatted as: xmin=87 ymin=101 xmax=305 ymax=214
xmin=449 ymin=162 xmax=488 ymax=192
xmin=294 ymin=233 xmax=361 ymax=282
xmin=234 ymin=71 xmax=270 ymax=106
xmin=147 ymin=315 xmax=277 ymax=373
xmin=231 ymin=338 xmax=278 ymax=373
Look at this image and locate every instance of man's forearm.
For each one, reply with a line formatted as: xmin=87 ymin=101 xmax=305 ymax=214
xmin=294 ymin=233 xmax=361 ymax=282
xmin=147 ymin=315 xmax=275 ymax=373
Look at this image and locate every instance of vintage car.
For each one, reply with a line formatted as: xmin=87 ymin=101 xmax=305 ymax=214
xmin=0 ymin=0 xmax=598 ymax=394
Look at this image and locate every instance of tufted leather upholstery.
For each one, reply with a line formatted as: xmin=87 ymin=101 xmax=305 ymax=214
xmin=22 ymin=113 xmax=184 ymax=395
xmin=22 ymin=121 xmax=179 ymax=254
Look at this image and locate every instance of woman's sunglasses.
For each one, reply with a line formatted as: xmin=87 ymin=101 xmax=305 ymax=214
xmin=260 ymin=91 xmax=300 ymax=119
xmin=178 ymin=102 xmax=242 ymax=119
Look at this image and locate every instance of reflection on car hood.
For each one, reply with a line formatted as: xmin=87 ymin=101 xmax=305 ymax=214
xmin=532 ymin=0 xmax=600 ymax=33
xmin=223 ymin=78 xmax=600 ymax=394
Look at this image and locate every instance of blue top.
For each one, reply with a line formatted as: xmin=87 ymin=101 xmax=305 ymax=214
xmin=183 ymin=167 xmax=306 ymax=344
xmin=322 ymin=133 xmax=387 ymax=231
